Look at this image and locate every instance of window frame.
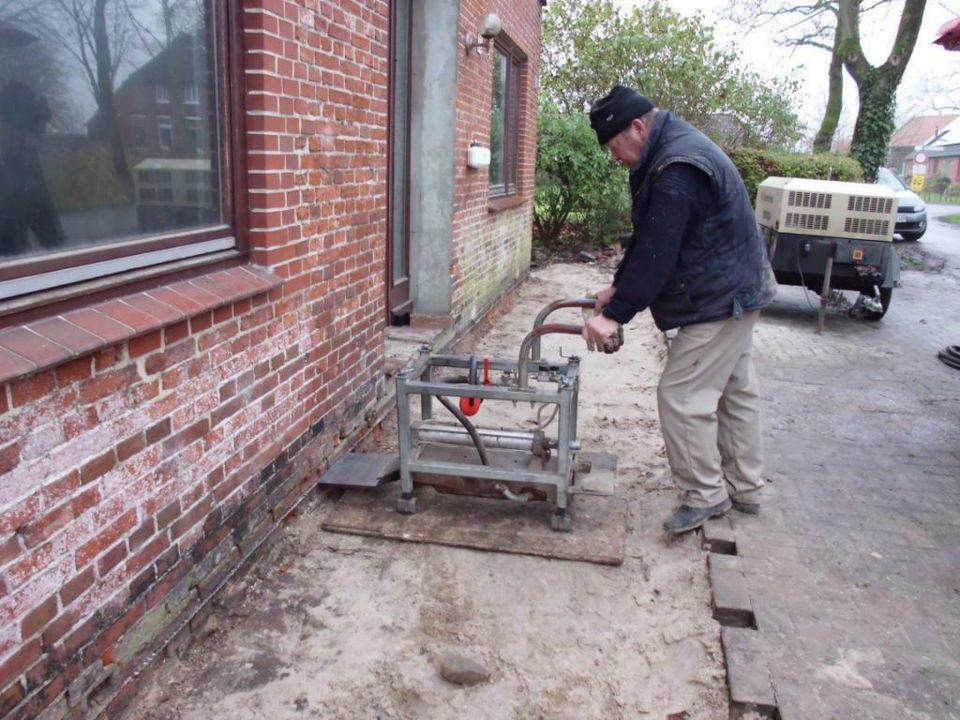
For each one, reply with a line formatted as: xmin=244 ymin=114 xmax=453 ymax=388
xmin=0 ymin=0 xmax=247 ymax=306
xmin=488 ymin=38 xmax=525 ymax=199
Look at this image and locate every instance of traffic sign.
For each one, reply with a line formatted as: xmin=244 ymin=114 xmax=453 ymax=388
xmin=910 ymin=175 xmax=925 ymax=192
xmin=915 ymin=151 xmax=928 ymax=164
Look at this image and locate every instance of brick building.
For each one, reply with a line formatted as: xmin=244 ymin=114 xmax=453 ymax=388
xmin=0 ymin=1 xmax=544 ymax=717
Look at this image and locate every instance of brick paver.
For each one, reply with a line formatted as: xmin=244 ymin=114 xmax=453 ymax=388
xmin=721 ymin=236 xmax=960 ymax=720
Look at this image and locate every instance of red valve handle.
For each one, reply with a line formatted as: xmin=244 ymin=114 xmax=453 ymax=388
xmin=459 ymin=357 xmax=490 ymax=416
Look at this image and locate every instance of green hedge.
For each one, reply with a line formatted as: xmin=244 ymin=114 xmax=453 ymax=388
xmin=727 ymin=148 xmax=863 ymax=207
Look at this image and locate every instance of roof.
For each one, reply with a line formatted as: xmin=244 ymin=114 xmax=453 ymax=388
xmin=890 ymin=114 xmax=959 ymax=148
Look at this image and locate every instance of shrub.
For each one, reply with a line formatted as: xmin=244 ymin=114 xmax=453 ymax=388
xmin=727 ymin=148 xmax=863 ymax=206
xmin=534 ymin=104 xmax=630 ymax=248
xmin=928 ymin=176 xmax=952 ymax=194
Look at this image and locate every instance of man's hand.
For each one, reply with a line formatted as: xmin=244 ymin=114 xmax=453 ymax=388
xmin=582 ymin=313 xmax=621 ymax=351
xmin=594 ymin=285 xmax=616 ymax=312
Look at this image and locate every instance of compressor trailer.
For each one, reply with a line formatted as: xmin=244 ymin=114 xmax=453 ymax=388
xmin=756 ymin=176 xmax=902 ymax=323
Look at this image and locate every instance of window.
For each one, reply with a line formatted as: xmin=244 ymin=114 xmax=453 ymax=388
xmin=489 ymin=44 xmax=522 ymax=197
xmin=0 ymin=1 xmax=239 ymax=302
xmin=184 ymin=84 xmax=199 ymax=104
xmin=185 ymin=117 xmax=204 ymax=155
xmin=157 ymin=116 xmax=174 ymax=150
xmin=131 ymin=114 xmax=149 ymax=150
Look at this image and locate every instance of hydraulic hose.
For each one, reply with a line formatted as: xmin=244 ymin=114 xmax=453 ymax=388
xmin=435 ymin=394 xmax=490 ymax=466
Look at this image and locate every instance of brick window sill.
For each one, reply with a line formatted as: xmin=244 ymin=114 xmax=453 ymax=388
xmin=488 ymin=195 xmax=525 ymax=213
xmin=0 ymin=265 xmax=283 ymax=385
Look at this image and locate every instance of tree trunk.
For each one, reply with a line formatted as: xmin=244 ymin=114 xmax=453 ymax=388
xmin=812 ymin=26 xmax=844 ymax=153
xmin=849 ymin=72 xmax=897 ymax=182
xmin=94 ymin=0 xmax=133 ymax=196
xmin=839 ymin=0 xmax=927 ymax=181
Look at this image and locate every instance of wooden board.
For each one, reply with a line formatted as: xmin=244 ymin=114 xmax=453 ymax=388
xmin=322 ymin=485 xmax=627 ymax=566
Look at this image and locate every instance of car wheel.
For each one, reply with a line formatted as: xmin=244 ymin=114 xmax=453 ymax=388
xmin=864 ymin=287 xmax=892 ymax=321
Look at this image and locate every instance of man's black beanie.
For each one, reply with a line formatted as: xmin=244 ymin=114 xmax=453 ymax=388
xmin=589 ymin=85 xmax=654 ymax=146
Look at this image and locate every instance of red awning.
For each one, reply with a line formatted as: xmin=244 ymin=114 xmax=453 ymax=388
xmin=934 ymin=17 xmax=960 ymax=51
xmin=0 ymin=18 xmax=37 ymax=48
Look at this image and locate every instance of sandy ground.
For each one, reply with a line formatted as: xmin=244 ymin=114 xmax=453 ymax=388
xmin=127 ymin=262 xmax=728 ymax=720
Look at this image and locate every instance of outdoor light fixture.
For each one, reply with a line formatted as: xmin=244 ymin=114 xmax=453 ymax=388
xmin=464 ymin=12 xmax=502 ymax=56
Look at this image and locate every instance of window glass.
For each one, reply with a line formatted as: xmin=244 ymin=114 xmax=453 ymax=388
xmin=490 ymin=50 xmax=506 ymax=188
xmin=489 ymin=44 xmax=520 ymax=197
xmin=0 ymin=1 xmax=222 ymax=262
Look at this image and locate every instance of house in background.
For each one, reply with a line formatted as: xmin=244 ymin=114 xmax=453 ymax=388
xmin=0 ymin=1 xmax=544 ymax=718
xmin=924 ymin=117 xmax=960 ymax=186
xmin=887 ymin=113 xmax=959 ymax=178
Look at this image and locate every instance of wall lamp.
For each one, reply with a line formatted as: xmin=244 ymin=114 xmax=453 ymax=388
xmin=464 ymin=12 xmax=502 ymax=56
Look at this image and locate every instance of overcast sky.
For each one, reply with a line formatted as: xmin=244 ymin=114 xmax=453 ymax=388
xmin=614 ymin=0 xmax=960 ymax=141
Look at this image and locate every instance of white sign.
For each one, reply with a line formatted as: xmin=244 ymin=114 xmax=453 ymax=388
xmin=915 ymin=151 xmax=928 ymax=164
xmin=913 ymin=163 xmax=928 ymax=176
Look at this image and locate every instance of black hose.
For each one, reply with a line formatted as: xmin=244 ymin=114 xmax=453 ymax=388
xmin=435 ymin=394 xmax=490 ymax=465
xmin=937 ymin=345 xmax=960 ymax=370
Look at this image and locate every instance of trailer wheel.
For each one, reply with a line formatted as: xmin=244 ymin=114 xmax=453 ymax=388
xmin=864 ymin=287 xmax=892 ymax=321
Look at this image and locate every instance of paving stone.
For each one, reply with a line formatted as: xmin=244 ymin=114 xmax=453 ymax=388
xmin=720 ymin=627 xmax=777 ymax=712
xmin=708 ymin=554 xmax=753 ymax=628
xmin=701 ymin=515 xmax=736 ymax=554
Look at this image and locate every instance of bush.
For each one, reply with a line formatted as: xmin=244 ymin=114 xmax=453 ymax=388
xmin=928 ymin=176 xmax=952 ymax=194
xmin=534 ymin=104 xmax=630 ymax=248
xmin=727 ymin=148 xmax=863 ymax=207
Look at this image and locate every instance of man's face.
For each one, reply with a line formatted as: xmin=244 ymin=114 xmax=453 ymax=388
xmin=605 ymin=118 xmax=648 ymax=169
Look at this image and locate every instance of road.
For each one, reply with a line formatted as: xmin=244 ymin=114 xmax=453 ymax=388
xmin=718 ymin=203 xmax=960 ymax=717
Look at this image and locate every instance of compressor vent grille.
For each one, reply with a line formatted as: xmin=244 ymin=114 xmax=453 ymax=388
xmin=784 ymin=212 xmax=829 ymax=231
xmin=847 ymin=195 xmax=894 ymax=214
xmin=787 ymin=190 xmax=832 ymax=209
xmin=844 ymin=217 xmax=890 ymax=237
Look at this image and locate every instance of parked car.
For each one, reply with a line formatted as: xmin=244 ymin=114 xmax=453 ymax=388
xmin=877 ymin=167 xmax=927 ymax=240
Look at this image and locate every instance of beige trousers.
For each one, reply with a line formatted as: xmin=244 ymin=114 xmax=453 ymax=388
xmin=657 ymin=311 xmax=765 ymax=508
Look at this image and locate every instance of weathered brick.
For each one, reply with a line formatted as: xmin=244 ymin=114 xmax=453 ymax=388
xmin=0 ymin=442 xmax=20 ymax=476
xmin=41 ymin=471 xmax=80 ymax=507
xmin=75 ymin=509 xmax=137 ymax=569
xmin=116 ymin=432 xmax=147 ymax=463
xmin=144 ymin=338 xmax=197 ymax=376
xmin=145 ymin=418 xmax=172 ymax=445
xmin=128 ymin=518 xmax=156 ymax=552
xmin=155 ymin=499 xmax=181 ymax=531
xmin=80 ymin=450 xmax=116 ymax=485
xmin=97 ymin=541 xmax=128 ymax=577
xmin=60 ymin=567 xmax=95 ymax=608
xmin=162 ymin=418 xmax=210 ymax=458
xmin=0 ymin=638 xmax=40 ymax=690
xmin=20 ymin=595 xmax=58 ymax=641
xmin=170 ymin=496 xmax=213 ymax=540
xmin=19 ymin=501 xmax=73 ymax=550
xmin=42 ymin=608 xmax=79 ymax=648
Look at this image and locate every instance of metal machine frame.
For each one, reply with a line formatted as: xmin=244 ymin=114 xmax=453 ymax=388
xmin=394 ymin=298 xmax=602 ymax=531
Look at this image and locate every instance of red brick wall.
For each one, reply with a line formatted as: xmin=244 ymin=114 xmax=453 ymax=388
xmin=452 ymin=0 xmax=543 ymax=324
xmin=0 ymin=2 xmax=389 ymax=717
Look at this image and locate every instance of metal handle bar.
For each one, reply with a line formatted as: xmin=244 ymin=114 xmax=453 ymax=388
xmin=517 ymin=323 xmax=584 ymax=390
xmin=529 ymin=298 xmax=597 ymax=362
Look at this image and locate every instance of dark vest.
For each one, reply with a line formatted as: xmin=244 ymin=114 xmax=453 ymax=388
xmin=622 ymin=112 xmax=776 ymax=331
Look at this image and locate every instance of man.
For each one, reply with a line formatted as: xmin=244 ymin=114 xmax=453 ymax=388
xmin=0 ymin=82 xmax=66 ymax=257
xmin=581 ymin=85 xmax=776 ymax=534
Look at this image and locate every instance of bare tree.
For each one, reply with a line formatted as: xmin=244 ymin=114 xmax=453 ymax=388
xmin=724 ymin=0 xmax=892 ymax=153
xmin=839 ymin=0 xmax=927 ymax=181
xmin=7 ymin=0 xmax=136 ymax=192
xmin=123 ymin=0 xmax=201 ymax=56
